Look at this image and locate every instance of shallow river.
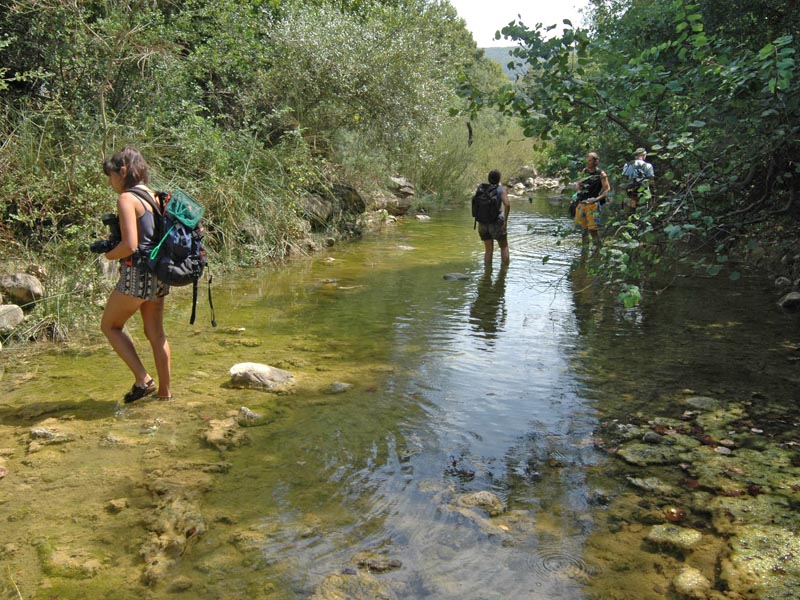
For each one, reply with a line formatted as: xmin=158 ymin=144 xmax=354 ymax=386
xmin=2 ymin=193 xmax=799 ymax=599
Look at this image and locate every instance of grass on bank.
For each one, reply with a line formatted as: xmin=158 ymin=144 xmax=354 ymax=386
xmin=0 ymin=109 xmax=540 ymax=346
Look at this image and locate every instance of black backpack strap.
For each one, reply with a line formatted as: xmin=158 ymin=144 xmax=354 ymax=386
xmin=207 ymin=272 xmax=217 ymax=327
xmin=125 ymin=187 xmax=162 ymax=215
xmin=189 ymin=279 xmax=198 ymax=325
xmin=189 ymin=271 xmax=217 ymax=327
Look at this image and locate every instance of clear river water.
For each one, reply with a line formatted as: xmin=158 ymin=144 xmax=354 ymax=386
xmin=1 ymin=192 xmax=798 ymax=599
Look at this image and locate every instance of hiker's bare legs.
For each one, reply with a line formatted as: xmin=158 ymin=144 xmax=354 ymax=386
xmin=498 ymin=238 xmax=510 ymax=265
xmin=483 ymin=239 xmax=494 ymax=267
xmin=101 ymin=290 xmax=151 ymax=386
xmin=581 ymin=229 xmax=600 ymax=247
xmin=141 ymin=297 xmax=171 ymax=398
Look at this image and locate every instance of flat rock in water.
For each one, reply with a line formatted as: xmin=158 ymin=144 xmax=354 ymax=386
xmin=684 ymin=396 xmax=723 ymax=411
xmin=229 ymin=362 xmax=294 ymax=391
xmin=646 ymin=524 xmax=703 ymax=550
xmin=443 ymin=273 xmax=469 ymax=281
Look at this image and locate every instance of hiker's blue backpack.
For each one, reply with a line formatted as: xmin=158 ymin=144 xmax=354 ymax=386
xmin=127 ymin=188 xmax=216 ymax=326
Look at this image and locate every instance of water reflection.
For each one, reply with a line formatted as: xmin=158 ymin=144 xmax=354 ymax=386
xmin=468 ymin=265 xmax=508 ymax=346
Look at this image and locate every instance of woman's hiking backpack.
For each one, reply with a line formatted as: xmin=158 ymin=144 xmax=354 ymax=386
xmin=471 ymin=183 xmax=501 ymax=227
xmin=127 ymin=187 xmax=216 ymax=327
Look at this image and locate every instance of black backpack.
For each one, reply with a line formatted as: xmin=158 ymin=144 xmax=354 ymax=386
xmin=471 ymin=183 xmax=501 ymax=225
xmin=127 ymin=187 xmax=216 ymax=326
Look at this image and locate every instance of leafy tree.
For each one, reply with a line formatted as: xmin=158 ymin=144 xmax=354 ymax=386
xmin=463 ymin=0 xmax=799 ymax=305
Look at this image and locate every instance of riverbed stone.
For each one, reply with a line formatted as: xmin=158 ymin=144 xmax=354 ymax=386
xmin=237 ymin=406 xmax=268 ymax=427
xmin=0 ymin=304 xmax=23 ymax=333
xmin=707 ymin=493 xmax=800 ymax=535
xmin=35 ymin=540 xmax=103 ymax=579
xmin=695 ymin=405 xmax=746 ymax=436
xmin=616 ymin=441 xmax=693 ymax=466
xmin=27 ymin=421 xmax=76 ymax=453
xmin=721 ymin=524 xmax=800 ymax=599
xmin=642 ymin=431 xmax=666 ymax=444
xmin=229 ymin=362 xmax=294 ymax=392
xmin=203 ymin=417 xmax=247 ymax=450
xmin=672 ymin=566 xmax=712 ymax=599
xmin=684 ymin=396 xmax=723 ymax=411
xmin=456 ymin=490 xmax=506 ymax=516
xmin=353 ymin=551 xmax=402 ymax=573
xmin=443 ymin=273 xmax=469 ymax=281
xmin=106 ymin=498 xmax=129 ymax=513
xmin=309 ymin=568 xmax=397 ymax=600
xmin=627 ymin=476 xmax=677 ymax=496
xmin=327 ymin=382 xmax=352 ymax=394
xmin=646 ymin=524 xmax=703 ymax=551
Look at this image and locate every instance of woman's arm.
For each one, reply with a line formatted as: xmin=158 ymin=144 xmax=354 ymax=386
xmin=105 ymin=192 xmax=139 ymax=260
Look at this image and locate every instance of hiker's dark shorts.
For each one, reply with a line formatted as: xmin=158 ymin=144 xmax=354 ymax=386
xmin=478 ymin=220 xmax=507 ymax=242
xmin=115 ymin=261 xmax=170 ymax=301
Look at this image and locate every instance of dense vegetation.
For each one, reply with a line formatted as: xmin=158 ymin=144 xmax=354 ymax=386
xmin=0 ymin=0 xmax=531 ymax=339
xmin=472 ymin=0 xmax=799 ymax=305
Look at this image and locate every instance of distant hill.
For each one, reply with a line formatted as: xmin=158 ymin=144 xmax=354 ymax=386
xmin=482 ymin=46 xmax=528 ymax=80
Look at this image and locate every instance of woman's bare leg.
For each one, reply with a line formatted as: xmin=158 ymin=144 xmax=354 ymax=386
xmin=101 ymin=290 xmax=151 ymax=386
xmin=140 ymin=297 xmax=171 ymax=398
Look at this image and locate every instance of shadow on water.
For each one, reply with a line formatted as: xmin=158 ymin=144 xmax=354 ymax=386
xmin=1 ymin=194 xmax=799 ymax=598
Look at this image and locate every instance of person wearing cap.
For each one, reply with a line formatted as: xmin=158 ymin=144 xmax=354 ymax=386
xmin=573 ymin=152 xmax=610 ymax=248
xmin=622 ymin=148 xmax=655 ymax=211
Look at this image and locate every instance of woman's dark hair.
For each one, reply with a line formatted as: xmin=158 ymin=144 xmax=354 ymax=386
xmin=488 ymin=170 xmax=501 ymax=185
xmin=102 ymin=146 xmax=150 ymax=188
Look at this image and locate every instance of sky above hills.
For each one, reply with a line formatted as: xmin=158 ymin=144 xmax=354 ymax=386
xmin=449 ymin=0 xmax=589 ymax=48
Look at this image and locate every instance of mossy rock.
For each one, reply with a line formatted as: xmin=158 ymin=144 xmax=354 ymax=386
xmin=690 ymin=445 xmax=800 ymax=496
xmin=684 ymin=396 xmax=724 ymax=411
xmin=35 ymin=539 xmax=103 ymax=579
xmin=309 ymin=569 xmax=397 ymax=600
xmin=721 ymin=525 xmax=800 ymax=599
xmin=616 ymin=442 xmax=693 ymax=466
xmin=646 ymin=524 xmax=703 ymax=551
xmin=708 ymin=494 xmax=800 ymax=535
xmin=694 ymin=405 xmax=746 ymax=437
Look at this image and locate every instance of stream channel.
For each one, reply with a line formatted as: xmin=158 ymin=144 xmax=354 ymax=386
xmin=1 ymin=192 xmax=799 ymax=599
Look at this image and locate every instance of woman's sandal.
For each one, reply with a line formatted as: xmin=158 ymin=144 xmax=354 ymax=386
xmin=123 ymin=379 xmax=156 ymax=404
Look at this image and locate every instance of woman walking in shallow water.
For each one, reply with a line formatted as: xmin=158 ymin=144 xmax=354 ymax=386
xmin=100 ymin=146 xmax=171 ymax=402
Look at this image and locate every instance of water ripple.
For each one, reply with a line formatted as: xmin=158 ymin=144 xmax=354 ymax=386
xmin=526 ymin=543 xmax=599 ymax=579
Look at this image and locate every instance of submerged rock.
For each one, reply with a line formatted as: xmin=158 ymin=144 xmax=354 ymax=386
xmin=353 ymin=551 xmax=402 ymax=573
xmin=203 ymin=418 xmax=247 ymax=450
xmin=616 ymin=442 xmax=691 ymax=466
xmin=309 ymin=568 xmax=397 ymax=600
xmin=443 ymin=273 xmax=469 ymax=281
xmin=646 ymin=524 xmax=703 ymax=551
xmin=237 ymin=406 xmax=268 ymax=427
xmin=326 ymin=382 xmax=352 ymax=394
xmin=672 ymin=566 xmax=712 ymax=599
xmin=684 ymin=396 xmax=723 ymax=411
xmin=627 ymin=476 xmax=677 ymax=496
xmin=721 ymin=524 xmax=800 ymax=599
xmin=35 ymin=539 xmax=103 ymax=579
xmin=456 ymin=490 xmax=506 ymax=517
